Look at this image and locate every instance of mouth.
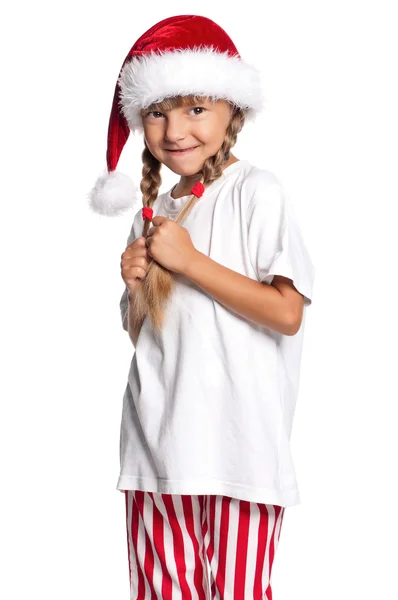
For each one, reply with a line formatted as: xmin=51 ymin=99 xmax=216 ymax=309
xmin=165 ymin=146 xmax=199 ymax=156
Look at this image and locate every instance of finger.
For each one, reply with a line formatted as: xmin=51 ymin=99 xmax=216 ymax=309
xmin=122 ymin=248 xmax=147 ymax=261
xmin=120 ymin=253 xmax=150 ymax=270
xmin=152 ymin=216 xmax=167 ymax=226
xmin=121 ymin=243 xmax=149 ymax=260
xmin=133 ymin=256 xmax=150 ymax=270
xmin=126 ymin=236 xmax=146 ymax=250
xmin=123 ymin=265 xmax=147 ymax=281
xmin=128 ymin=255 xmax=150 ymax=268
xmin=146 ymin=240 xmax=153 ymax=256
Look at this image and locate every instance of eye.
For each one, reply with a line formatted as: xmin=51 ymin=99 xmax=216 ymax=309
xmin=145 ymin=110 xmax=164 ymax=118
xmin=144 ymin=107 xmax=206 ymax=119
xmin=189 ymin=107 xmax=206 ymax=115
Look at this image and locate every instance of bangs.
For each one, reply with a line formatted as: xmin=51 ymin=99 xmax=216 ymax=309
xmin=143 ymin=95 xmax=218 ymax=114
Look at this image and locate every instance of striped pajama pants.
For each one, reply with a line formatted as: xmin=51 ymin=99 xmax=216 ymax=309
xmin=124 ymin=490 xmax=285 ymax=600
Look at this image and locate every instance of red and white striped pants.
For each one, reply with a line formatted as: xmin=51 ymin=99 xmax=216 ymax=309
xmin=124 ymin=491 xmax=285 ymax=600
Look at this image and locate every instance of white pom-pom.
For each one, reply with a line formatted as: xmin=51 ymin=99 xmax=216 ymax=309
xmin=87 ymin=169 xmax=139 ymax=216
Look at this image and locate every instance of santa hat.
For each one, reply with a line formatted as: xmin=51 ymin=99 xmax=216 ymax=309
xmin=88 ymin=14 xmax=264 ymax=216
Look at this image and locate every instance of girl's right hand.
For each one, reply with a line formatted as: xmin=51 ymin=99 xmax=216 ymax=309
xmin=120 ymin=237 xmax=150 ymax=294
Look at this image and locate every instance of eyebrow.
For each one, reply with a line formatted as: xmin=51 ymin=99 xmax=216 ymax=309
xmin=143 ymin=98 xmax=213 ymax=114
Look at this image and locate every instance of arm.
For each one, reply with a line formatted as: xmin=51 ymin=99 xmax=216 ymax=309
xmin=182 ymin=251 xmax=304 ymax=336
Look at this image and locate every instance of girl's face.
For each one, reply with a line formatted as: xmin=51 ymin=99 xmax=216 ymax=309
xmin=141 ymin=97 xmax=234 ymax=176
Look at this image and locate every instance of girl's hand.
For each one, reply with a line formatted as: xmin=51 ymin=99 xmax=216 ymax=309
xmin=145 ymin=216 xmax=197 ymax=275
xmin=120 ymin=237 xmax=150 ymax=294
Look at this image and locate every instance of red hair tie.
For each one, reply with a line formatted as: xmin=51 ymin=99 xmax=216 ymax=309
xmin=142 ymin=184 xmax=203 ymax=221
xmin=142 ymin=206 xmax=153 ymax=220
xmin=191 ymin=182 xmax=205 ymax=198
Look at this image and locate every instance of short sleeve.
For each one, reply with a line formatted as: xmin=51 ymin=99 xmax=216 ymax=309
xmin=119 ymin=208 xmax=143 ymax=331
xmin=246 ymin=179 xmax=314 ymax=306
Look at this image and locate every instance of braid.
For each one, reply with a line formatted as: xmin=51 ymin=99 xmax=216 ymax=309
xmin=140 ymin=143 xmax=162 ymax=237
xmin=201 ymin=108 xmax=246 ymax=186
xmin=175 ymin=108 xmax=245 ymax=225
xmin=130 ymin=106 xmax=246 ymax=335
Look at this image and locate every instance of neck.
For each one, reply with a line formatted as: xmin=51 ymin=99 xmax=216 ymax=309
xmin=171 ymin=154 xmax=239 ymax=199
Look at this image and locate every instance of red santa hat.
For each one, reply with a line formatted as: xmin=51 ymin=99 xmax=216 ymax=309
xmin=88 ymin=14 xmax=264 ymax=216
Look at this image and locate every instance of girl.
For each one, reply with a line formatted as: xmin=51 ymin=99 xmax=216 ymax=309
xmin=89 ymin=14 xmax=314 ymax=600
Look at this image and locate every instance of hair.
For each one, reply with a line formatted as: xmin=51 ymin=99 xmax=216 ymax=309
xmin=129 ymin=95 xmax=246 ymax=336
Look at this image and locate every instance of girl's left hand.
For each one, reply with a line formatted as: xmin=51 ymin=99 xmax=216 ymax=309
xmin=145 ymin=216 xmax=197 ymax=275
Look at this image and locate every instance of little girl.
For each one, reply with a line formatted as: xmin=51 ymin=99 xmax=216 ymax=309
xmin=89 ymin=14 xmax=314 ymax=600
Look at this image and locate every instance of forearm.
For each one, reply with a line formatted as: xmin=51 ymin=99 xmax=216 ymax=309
xmin=182 ymin=250 xmax=293 ymax=335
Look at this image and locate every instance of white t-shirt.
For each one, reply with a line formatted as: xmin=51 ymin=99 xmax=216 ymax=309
xmin=117 ymin=159 xmax=314 ymax=507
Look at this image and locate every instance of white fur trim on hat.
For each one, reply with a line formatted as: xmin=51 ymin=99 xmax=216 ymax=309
xmin=118 ymin=47 xmax=264 ymax=131
xmin=87 ymin=169 xmax=139 ymax=217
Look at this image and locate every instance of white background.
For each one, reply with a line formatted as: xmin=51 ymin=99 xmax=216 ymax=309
xmin=1 ymin=1 xmax=397 ymax=598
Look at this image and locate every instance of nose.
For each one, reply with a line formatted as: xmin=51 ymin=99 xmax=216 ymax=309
xmin=164 ymin=113 xmax=187 ymax=143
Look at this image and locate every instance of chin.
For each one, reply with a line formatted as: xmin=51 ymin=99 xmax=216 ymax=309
xmin=165 ymin=161 xmax=203 ymax=177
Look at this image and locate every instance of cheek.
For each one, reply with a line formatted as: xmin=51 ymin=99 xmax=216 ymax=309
xmin=144 ymin=125 xmax=163 ymax=145
xmin=197 ymin=122 xmax=225 ymax=146
xmin=143 ymin=136 xmax=162 ymax=161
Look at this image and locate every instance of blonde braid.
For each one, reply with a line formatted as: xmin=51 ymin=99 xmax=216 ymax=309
xmin=175 ymin=107 xmax=245 ymax=224
xmin=130 ymin=107 xmax=246 ymax=335
xmin=140 ymin=143 xmax=162 ymax=237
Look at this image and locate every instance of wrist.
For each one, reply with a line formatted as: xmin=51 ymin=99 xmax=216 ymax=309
xmin=182 ymin=249 xmax=204 ymax=281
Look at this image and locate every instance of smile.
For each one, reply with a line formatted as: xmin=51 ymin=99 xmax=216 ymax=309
xmin=166 ymin=146 xmax=199 ymax=156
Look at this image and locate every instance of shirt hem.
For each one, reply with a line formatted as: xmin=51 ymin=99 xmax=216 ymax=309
xmin=116 ymin=475 xmax=300 ymax=508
